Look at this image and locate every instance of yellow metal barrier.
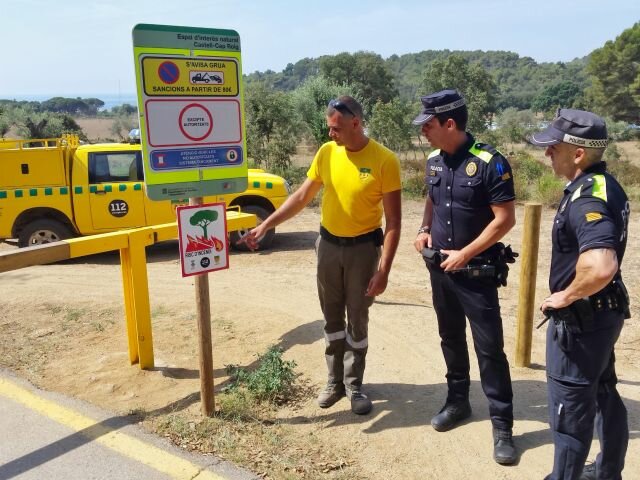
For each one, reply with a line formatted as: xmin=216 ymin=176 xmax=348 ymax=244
xmin=0 ymin=211 xmax=256 ymax=369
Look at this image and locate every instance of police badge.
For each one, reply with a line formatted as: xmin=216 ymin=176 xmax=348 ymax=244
xmin=465 ymin=162 xmax=477 ymax=176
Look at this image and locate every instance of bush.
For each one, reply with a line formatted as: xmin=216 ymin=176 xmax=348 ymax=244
xmin=403 ymin=171 xmax=426 ymax=199
xmin=534 ymin=172 xmax=565 ymax=207
xmin=400 ymin=157 xmax=426 ymax=199
xmin=513 ymin=170 xmax=531 ymax=202
xmin=509 ymin=150 xmax=546 ymax=182
xmin=270 ymin=165 xmax=308 ymax=190
xmin=224 ymin=346 xmax=297 ymax=404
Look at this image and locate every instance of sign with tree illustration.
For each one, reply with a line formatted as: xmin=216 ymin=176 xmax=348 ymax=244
xmin=176 ymin=202 xmax=228 ymax=276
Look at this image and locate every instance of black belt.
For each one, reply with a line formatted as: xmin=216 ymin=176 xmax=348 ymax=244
xmin=319 ymin=226 xmax=383 ymax=246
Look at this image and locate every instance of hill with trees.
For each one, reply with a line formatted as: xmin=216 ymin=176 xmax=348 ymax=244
xmin=1 ymin=22 xmax=637 ymax=177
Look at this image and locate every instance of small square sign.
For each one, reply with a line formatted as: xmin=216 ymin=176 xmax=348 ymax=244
xmin=177 ymin=202 xmax=228 ymax=277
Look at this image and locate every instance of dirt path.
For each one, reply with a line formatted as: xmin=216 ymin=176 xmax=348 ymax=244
xmin=1 ymin=200 xmax=639 ymax=479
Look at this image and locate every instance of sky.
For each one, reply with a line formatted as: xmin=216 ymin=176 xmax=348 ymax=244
xmin=1 ymin=0 xmax=638 ymax=97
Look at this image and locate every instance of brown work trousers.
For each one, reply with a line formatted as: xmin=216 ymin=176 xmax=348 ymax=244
xmin=316 ymin=237 xmax=380 ymax=390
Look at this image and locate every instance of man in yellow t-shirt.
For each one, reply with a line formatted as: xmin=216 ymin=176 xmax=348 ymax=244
xmin=242 ymin=96 xmax=401 ymax=415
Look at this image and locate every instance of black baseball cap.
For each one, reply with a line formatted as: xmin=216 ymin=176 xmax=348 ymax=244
xmin=528 ymin=109 xmax=608 ymax=148
xmin=412 ymin=89 xmax=466 ymax=125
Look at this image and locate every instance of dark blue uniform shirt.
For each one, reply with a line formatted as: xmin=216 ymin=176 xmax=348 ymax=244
xmin=427 ymin=134 xmax=515 ymax=252
xmin=550 ymin=162 xmax=629 ymax=292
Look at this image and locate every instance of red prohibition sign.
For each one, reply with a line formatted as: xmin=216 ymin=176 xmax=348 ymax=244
xmin=158 ymin=61 xmax=180 ymax=84
xmin=178 ymin=103 xmax=214 ymax=141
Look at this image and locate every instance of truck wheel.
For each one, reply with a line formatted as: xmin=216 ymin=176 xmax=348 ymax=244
xmin=230 ymin=205 xmax=274 ymax=251
xmin=18 ymin=219 xmax=74 ymax=248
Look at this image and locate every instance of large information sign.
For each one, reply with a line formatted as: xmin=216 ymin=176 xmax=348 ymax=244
xmin=132 ymin=24 xmax=247 ymax=200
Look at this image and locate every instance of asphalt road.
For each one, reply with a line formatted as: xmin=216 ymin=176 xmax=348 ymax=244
xmin=0 ymin=369 xmax=257 ymax=480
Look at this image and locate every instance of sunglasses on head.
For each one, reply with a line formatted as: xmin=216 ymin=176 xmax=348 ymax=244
xmin=328 ymin=99 xmax=356 ymax=117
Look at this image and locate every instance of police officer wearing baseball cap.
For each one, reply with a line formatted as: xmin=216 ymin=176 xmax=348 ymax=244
xmin=529 ymin=109 xmax=630 ymax=480
xmin=413 ymin=89 xmax=518 ymax=464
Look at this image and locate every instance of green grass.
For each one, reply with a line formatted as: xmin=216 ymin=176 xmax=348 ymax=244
xmin=61 ymin=307 xmax=87 ymax=325
xmin=224 ymin=345 xmax=297 ymax=404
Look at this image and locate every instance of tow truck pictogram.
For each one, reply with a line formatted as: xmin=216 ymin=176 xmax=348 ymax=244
xmin=190 ymin=72 xmax=223 ymax=84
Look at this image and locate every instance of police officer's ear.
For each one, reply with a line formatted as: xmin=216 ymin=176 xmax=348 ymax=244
xmin=573 ymin=147 xmax=587 ymax=166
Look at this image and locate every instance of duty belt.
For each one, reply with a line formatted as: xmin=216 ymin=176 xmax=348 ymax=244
xmin=589 ymin=278 xmax=630 ymax=318
xmin=319 ymin=226 xmax=384 ymax=247
xmin=420 ymin=243 xmax=518 ymax=287
xmin=537 ymin=278 xmax=631 ymax=333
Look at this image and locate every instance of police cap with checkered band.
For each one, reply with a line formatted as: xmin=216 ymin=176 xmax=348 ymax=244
xmin=412 ymin=89 xmax=466 ymax=125
xmin=528 ymin=108 xmax=608 ymax=149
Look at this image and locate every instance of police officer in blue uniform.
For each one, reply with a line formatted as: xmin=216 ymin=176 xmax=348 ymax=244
xmin=529 ymin=109 xmax=630 ymax=480
xmin=412 ymin=89 xmax=517 ymax=464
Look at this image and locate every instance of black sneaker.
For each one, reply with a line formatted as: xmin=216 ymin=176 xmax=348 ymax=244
xmin=317 ymin=383 xmax=345 ymax=408
xmin=493 ymin=428 xmax=517 ymax=465
xmin=431 ymin=401 xmax=472 ymax=432
xmin=580 ymin=463 xmax=596 ymax=480
xmin=346 ymin=388 xmax=372 ymax=415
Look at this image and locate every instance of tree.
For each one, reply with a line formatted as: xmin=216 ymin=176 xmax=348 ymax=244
xmin=190 ymin=209 xmax=218 ymax=239
xmin=13 ymin=108 xmax=86 ymax=140
xmin=291 ymin=76 xmax=356 ymax=149
xmin=110 ymin=114 xmax=138 ymax=141
xmin=245 ymin=82 xmax=301 ymax=170
xmin=320 ymin=51 xmax=397 ymax=114
xmin=0 ymin=106 xmax=10 ymax=138
xmin=586 ymin=22 xmax=640 ymax=122
xmin=495 ymin=108 xmax=537 ymax=147
xmin=82 ymin=98 xmax=105 ymax=115
xmin=531 ymin=81 xmax=583 ymax=113
xmin=420 ymin=55 xmax=497 ymax=134
xmin=111 ymin=104 xmax=137 ymax=115
xmin=368 ymin=99 xmax=413 ymax=154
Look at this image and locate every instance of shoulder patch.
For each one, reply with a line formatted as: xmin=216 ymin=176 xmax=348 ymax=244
xmin=468 ymin=143 xmax=495 ymax=163
xmin=475 ymin=142 xmax=499 ymax=155
xmin=427 ymin=149 xmax=441 ymax=159
xmin=591 ymin=174 xmax=608 ymax=202
xmin=585 ymin=212 xmax=602 ymax=222
xmin=570 ymin=174 xmax=608 ymax=203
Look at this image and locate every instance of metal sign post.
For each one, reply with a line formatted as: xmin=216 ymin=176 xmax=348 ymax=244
xmin=133 ymin=24 xmax=248 ymax=416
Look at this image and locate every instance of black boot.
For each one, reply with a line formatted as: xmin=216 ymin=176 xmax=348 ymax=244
xmin=431 ymin=400 xmax=472 ymax=432
xmin=579 ymin=463 xmax=596 ymax=480
xmin=493 ymin=428 xmax=517 ymax=465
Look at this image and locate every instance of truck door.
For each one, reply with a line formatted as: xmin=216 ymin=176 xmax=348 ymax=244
xmin=88 ymin=151 xmax=147 ymax=230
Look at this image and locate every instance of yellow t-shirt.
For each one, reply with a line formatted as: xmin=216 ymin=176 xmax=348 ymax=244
xmin=307 ymin=138 xmax=401 ymax=237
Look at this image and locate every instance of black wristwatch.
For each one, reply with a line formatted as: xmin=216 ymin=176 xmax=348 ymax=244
xmin=417 ymin=225 xmax=431 ymax=235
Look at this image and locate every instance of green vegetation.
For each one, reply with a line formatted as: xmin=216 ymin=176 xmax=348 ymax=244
xmin=1 ymin=23 xmax=638 ymax=200
xmin=586 ymin=22 xmax=640 ymax=123
xmin=224 ymin=345 xmax=297 ymax=404
xmin=420 ymin=54 xmax=498 ymax=134
xmin=245 ymin=82 xmax=302 ymax=171
xmin=151 ymin=345 xmax=356 ymax=478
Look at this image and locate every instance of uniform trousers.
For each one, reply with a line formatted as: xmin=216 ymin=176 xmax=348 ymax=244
xmin=428 ymin=265 xmax=514 ymax=430
xmin=545 ymin=310 xmax=627 ymax=480
xmin=316 ymin=237 xmax=380 ymax=390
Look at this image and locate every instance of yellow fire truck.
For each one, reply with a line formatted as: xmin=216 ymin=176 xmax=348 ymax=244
xmin=0 ymin=135 xmax=289 ymax=249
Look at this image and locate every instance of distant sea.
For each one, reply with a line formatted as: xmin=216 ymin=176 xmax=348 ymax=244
xmin=1 ymin=93 xmax=138 ymax=111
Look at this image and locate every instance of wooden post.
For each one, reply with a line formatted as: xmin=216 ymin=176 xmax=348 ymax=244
xmin=189 ymin=197 xmax=215 ymax=416
xmin=515 ymin=203 xmax=542 ymax=367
